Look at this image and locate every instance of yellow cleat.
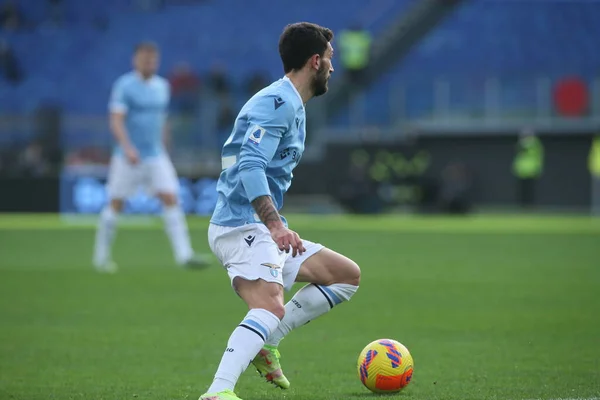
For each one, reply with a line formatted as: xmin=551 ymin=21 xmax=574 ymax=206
xmin=199 ymin=389 xmax=242 ymax=400
xmin=251 ymin=345 xmax=290 ymax=389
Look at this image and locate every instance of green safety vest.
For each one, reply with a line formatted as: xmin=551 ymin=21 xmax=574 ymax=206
xmin=338 ymin=30 xmax=372 ymax=70
xmin=513 ymin=136 xmax=543 ymax=179
xmin=589 ymin=136 xmax=600 ymax=177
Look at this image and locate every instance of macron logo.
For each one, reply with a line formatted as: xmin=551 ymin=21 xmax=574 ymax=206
xmin=244 ymin=235 xmax=255 ymax=247
xmin=274 ymin=97 xmax=286 ymax=110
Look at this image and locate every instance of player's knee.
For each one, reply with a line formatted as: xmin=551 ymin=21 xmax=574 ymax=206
xmin=255 ymin=288 xmax=285 ymax=320
xmin=349 ymin=260 xmax=361 ymax=286
xmin=264 ymin=301 xmax=286 ymax=320
xmin=158 ymin=192 xmax=178 ymax=207
xmin=247 ymin=296 xmax=285 ymax=320
xmin=234 ymin=278 xmax=285 ymax=320
xmin=110 ymin=199 xmax=124 ymax=212
xmin=338 ymin=259 xmax=361 ymax=286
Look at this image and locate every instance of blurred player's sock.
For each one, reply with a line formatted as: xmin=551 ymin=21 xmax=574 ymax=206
xmin=93 ymin=206 xmax=118 ymax=271
xmin=266 ymin=283 xmax=358 ymax=347
xmin=162 ymin=205 xmax=194 ymax=264
xmin=207 ymin=309 xmax=280 ymax=393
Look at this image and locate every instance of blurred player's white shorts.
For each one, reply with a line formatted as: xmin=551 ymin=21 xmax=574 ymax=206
xmin=106 ymin=153 xmax=179 ymax=199
xmin=208 ymin=223 xmax=324 ymax=291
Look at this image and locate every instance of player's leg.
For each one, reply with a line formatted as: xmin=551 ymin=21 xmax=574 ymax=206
xmin=201 ymin=224 xmax=286 ymax=400
xmin=252 ymin=244 xmax=360 ymax=388
xmin=92 ymin=198 xmax=123 ymax=273
xmin=93 ymin=155 xmax=137 ymax=273
xmin=277 ymin=248 xmax=360 ymax=339
xmin=157 ymin=190 xmax=207 ymax=266
xmin=203 ymin=278 xmax=283 ymax=399
xmin=150 ymin=154 xmax=209 ymax=267
xmin=270 ymin=247 xmax=360 ymax=344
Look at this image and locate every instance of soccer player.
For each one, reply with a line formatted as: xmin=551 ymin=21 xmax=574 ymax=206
xmin=199 ymin=23 xmax=361 ymax=400
xmin=93 ymin=42 xmax=209 ymax=273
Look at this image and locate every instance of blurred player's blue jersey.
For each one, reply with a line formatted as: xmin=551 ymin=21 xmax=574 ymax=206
xmin=108 ymin=71 xmax=169 ymax=159
xmin=211 ymin=77 xmax=306 ymax=227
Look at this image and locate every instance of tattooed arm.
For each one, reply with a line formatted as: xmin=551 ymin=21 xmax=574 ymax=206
xmin=251 ymin=195 xmax=284 ymax=230
xmin=238 ymin=160 xmax=302 ymax=253
xmin=249 ymin=194 xmax=305 ymax=256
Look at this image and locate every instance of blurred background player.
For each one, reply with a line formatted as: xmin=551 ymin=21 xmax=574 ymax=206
xmin=93 ymin=42 xmax=209 ymax=273
xmin=200 ymin=23 xmax=361 ymax=400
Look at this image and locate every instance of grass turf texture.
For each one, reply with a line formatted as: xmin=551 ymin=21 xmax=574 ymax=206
xmin=0 ymin=214 xmax=599 ymax=400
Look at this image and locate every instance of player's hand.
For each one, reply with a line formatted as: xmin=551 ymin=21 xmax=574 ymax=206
xmin=125 ymin=146 xmax=140 ymax=165
xmin=270 ymin=226 xmax=306 ymax=257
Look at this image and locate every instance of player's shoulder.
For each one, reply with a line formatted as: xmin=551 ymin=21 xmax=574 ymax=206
xmin=113 ymin=71 xmax=137 ymax=89
xmin=261 ymin=78 xmax=302 ymax=107
xmin=151 ymin=74 xmax=170 ymax=88
xmin=249 ymin=78 xmax=300 ymax=116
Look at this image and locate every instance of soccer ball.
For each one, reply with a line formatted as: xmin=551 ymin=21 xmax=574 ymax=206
xmin=357 ymin=339 xmax=414 ymax=393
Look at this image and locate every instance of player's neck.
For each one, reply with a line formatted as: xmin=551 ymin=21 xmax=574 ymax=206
xmin=285 ymin=72 xmax=312 ymax=103
xmin=136 ymin=70 xmax=154 ymax=81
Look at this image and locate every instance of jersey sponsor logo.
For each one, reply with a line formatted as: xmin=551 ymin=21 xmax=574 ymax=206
xmin=274 ymin=96 xmax=286 ymax=110
xmin=261 ymin=263 xmax=281 ymax=278
xmin=244 ymin=235 xmax=256 ymax=247
xmin=225 ymin=348 xmax=234 ymax=352
xmin=279 ymin=147 xmax=298 ymax=161
xmin=248 ymin=126 xmax=266 ymax=145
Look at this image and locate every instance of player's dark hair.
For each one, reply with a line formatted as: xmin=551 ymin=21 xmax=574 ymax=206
xmin=134 ymin=41 xmax=159 ymax=54
xmin=279 ymin=22 xmax=333 ymax=73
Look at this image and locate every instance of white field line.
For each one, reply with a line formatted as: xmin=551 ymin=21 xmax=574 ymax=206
xmin=523 ymin=398 xmax=599 ymax=400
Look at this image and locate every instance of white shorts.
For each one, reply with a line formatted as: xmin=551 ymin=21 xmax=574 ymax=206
xmin=208 ymin=223 xmax=324 ymax=291
xmin=106 ymin=154 xmax=179 ymax=199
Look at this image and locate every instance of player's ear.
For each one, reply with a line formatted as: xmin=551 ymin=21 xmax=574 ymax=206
xmin=311 ymin=54 xmax=321 ymax=71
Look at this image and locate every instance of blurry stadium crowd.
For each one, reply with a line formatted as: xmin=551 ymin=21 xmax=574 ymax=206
xmin=0 ymin=0 xmax=279 ymax=176
xmin=1 ymin=0 xmax=599 ymax=181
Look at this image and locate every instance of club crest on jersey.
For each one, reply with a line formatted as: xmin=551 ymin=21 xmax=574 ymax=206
xmin=248 ymin=126 xmax=266 ymax=145
xmin=261 ymin=263 xmax=281 ymax=278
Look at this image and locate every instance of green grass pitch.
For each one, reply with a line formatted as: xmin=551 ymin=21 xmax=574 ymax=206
xmin=0 ymin=214 xmax=599 ymax=400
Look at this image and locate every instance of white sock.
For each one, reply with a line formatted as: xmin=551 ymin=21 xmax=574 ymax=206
xmin=207 ymin=308 xmax=281 ymax=393
xmin=162 ymin=205 xmax=193 ymax=264
xmin=266 ymin=283 xmax=359 ymax=347
xmin=93 ymin=206 xmax=118 ymax=266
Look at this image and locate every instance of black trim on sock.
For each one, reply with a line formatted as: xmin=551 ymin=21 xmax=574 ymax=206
xmin=239 ymin=324 xmax=266 ymax=341
xmin=313 ymin=284 xmax=334 ymax=309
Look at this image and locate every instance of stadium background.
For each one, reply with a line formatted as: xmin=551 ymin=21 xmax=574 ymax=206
xmin=0 ymin=2 xmax=599 ymax=400
xmin=1 ymin=0 xmax=599 ymax=215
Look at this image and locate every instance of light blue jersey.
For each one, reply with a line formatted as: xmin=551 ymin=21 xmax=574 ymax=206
xmin=211 ymin=77 xmax=306 ymax=227
xmin=108 ymin=71 xmax=169 ymax=159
